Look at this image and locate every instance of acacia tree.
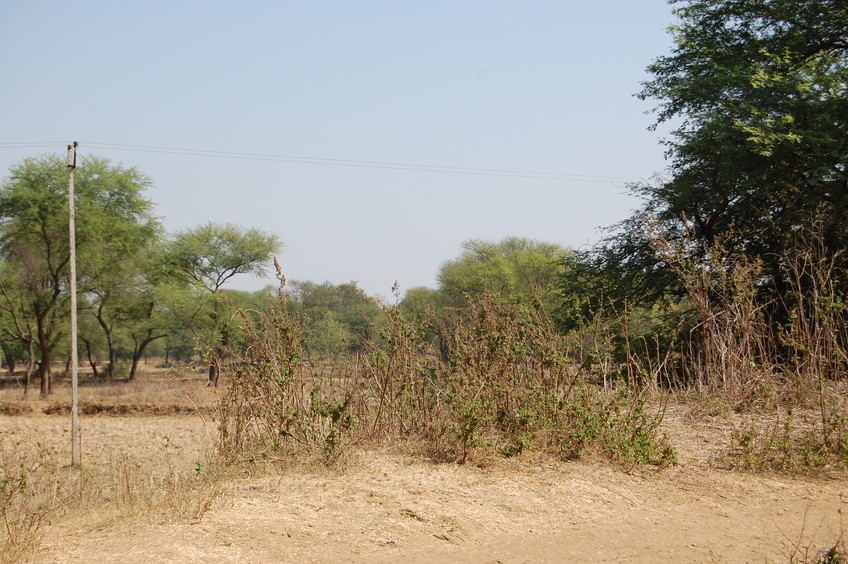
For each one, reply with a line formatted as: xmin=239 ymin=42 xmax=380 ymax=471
xmin=437 ymin=236 xmax=570 ymax=314
xmin=399 ymin=237 xmax=569 ymax=352
xmin=161 ymin=222 xmax=280 ymax=386
xmin=0 ymin=154 xmax=160 ymax=396
xmin=600 ymin=0 xmax=848 ymax=303
xmin=85 ymin=257 xmax=181 ymax=380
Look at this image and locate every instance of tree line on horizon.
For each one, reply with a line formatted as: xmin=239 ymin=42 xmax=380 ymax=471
xmin=0 ymin=149 xmax=571 ymax=397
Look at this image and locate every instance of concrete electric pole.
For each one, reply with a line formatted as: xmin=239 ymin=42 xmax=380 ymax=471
xmin=68 ymin=141 xmax=80 ymax=467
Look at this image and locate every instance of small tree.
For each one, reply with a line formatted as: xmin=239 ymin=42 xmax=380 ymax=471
xmin=161 ymin=222 xmax=280 ymax=386
xmin=0 ymin=267 xmax=38 ymax=396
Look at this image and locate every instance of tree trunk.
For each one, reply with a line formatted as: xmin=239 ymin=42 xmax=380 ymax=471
xmin=38 ymin=353 xmax=50 ymax=398
xmin=107 ymin=348 xmax=117 ymax=379
xmin=129 ymin=333 xmax=166 ymax=380
xmin=83 ymin=339 xmax=99 ymax=379
xmin=96 ymin=304 xmax=117 ymax=379
xmin=0 ymin=343 xmax=15 ymax=374
xmin=23 ymin=363 xmax=31 ymax=399
xmin=5 ymin=355 xmax=15 ymax=375
xmin=22 ymin=340 xmax=35 ymax=400
xmin=37 ymin=317 xmax=51 ymax=397
xmin=208 ymin=363 xmax=219 ymax=387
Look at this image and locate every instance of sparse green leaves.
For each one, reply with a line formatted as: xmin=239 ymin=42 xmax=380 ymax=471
xmin=161 ymin=222 xmax=281 ymax=293
xmin=158 ymin=222 xmax=281 ymax=385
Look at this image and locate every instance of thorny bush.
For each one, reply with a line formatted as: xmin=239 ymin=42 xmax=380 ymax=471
xmin=217 ymin=269 xmax=676 ymax=468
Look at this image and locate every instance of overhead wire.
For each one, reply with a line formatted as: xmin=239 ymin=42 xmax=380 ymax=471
xmin=0 ymin=141 xmax=640 ymax=184
xmin=0 ymin=142 xmax=68 ymax=149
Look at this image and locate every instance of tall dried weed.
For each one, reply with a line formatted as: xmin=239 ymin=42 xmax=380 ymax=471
xmin=217 ymin=268 xmax=677 ymax=468
xmin=647 ymin=219 xmax=848 ymax=472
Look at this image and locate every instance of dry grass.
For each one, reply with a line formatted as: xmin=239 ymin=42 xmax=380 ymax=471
xmin=0 ymin=363 xmax=216 ymax=404
xmin=0 ymin=369 xmax=846 ymax=563
xmin=0 ymin=365 xmax=219 ymax=415
xmin=0 ymin=367 xmax=223 ymax=563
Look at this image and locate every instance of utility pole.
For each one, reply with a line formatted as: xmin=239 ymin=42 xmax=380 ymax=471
xmin=68 ymin=142 xmax=80 ymax=467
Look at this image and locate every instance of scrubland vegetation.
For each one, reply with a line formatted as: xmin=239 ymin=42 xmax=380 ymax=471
xmin=3 ymin=227 xmax=848 ymax=560
xmin=2 ymin=0 xmax=848 ymax=561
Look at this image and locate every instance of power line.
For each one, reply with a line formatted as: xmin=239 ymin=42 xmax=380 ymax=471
xmin=0 ymin=142 xmax=67 ymax=148
xmin=1 ymin=141 xmax=640 ymax=184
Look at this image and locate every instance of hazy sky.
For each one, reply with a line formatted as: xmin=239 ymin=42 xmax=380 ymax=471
xmin=1 ymin=1 xmax=677 ymax=298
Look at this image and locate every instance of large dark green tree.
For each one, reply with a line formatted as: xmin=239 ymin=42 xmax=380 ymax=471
xmin=600 ymin=0 xmax=848 ymax=303
xmin=0 ymin=154 xmax=161 ymax=396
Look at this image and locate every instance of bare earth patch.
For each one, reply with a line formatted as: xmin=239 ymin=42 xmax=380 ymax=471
xmin=3 ymin=404 xmax=846 ymax=563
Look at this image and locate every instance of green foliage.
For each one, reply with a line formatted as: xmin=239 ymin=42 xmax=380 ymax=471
xmin=153 ymin=281 xmax=201 ymax=363
xmin=160 ymin=222 xmax=281 ymax=385
xmin=555 ymin=388 xmax=677 ymax=468
xmin=437 ymin=236 xmax=570 ymax=315
xmin=83 ymin=250 xmax=173 ymax=379
xmin=287 ymin=279 xmax=383 ymax=359
xmin=600 ymin=0 xmax=848 ymax=305
xmin=399 ymin=236 xmax=573 ymax=360
xmin=399 ymin=286 xmax=440 ymax=318
xmin=0 ymin=154 xmax=160 ymax=394
xmin=436 ymin=292 xmax=573 ymax=463
xmin=555 ymin=251 xmax=618 ymax=332
xmin=160 ymin=222 xmax=280 ymax=293
xmin=305 ymin=312 xmax=350 ymax=358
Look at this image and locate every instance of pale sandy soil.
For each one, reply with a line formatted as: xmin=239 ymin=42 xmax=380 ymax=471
xmin=2 ymin=407 xmax=846 ymax=564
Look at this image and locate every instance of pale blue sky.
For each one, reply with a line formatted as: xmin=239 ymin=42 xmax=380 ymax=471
xmin=1 ymin=1 xmax=676 ymax=297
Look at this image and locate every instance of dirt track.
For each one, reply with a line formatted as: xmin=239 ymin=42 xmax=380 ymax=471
xmin=43 ymin=457 xmax=847 ymax=564
xmin=2 ymin=411 xmax=844 ymax=564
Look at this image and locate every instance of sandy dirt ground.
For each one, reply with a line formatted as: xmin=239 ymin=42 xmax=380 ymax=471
xmin=2 ymin=409 xmax=846 ymax=564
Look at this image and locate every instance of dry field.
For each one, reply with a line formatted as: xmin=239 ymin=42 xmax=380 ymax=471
xmin=0 ymin=371 xmax=846 ymax=564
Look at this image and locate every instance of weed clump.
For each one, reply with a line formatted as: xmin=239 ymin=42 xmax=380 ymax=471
xmin=727 ymin=406 xmax=848 ymax=473
xmin=641 ymin=221 xmax=848 ymax=474
xmin=217 ymin=261 xmax=358 ymax=465
xmin=217 ymin=265 xmax=677 ymax=469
